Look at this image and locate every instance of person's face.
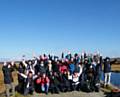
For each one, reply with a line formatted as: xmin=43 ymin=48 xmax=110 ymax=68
xmin=43 ymin=74 xmax=46 ymax=78
xmin=64 ymin=71 xmax=67 ymax=75
xmin=74 ymin=72 xmax=78 ymax=76
xmin=29 ymin=61 xmax=32 ymax=65
xmin=40 ymin=61 xmax=44 ymax=66
xmin=11 ymin=61 xmax=14 ymax=66
xmin=85 ymin=60 xmax=88 ymax=64
xmin=62 ymin=60 xmax=64 ymax=63
xmin=8 ymin=64 xmax=11 ymax=68
xmin=29 ymin=73 xmax=33 ymax=78
xmin=4 ymin=62 xmax=7 ymax=66
xmin=54 ymin=72 xmax=57 ymax=76
xmin=57 ymin=61 xmax=59 ymax=64
xmin=71 ymin=58 xmax=74 ymax=62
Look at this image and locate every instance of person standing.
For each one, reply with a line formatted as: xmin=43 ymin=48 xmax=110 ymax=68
xmin=17 ymin=62 xmax=25 ymax=94
xmin=104 ymin=57 xmax=111 ymax=87
xmin=2 ymin=62 xmax=15 ymax=97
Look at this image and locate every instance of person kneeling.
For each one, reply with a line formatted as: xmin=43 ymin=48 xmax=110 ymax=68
xmin=18 ymin=71 xmax=37 ymax=96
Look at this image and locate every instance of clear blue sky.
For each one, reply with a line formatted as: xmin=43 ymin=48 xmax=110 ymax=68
xmin=0 ymin=0 xmax=120 ymax=58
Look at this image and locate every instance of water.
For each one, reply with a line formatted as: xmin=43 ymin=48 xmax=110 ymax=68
xmin=101 ymin=72 xmax=120 ymax=88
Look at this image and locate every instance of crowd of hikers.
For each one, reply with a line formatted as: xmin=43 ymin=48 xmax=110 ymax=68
xmin=2 ymin=51 xmax=114 ymax=97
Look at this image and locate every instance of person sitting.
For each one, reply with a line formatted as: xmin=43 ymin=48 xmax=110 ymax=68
xmin=49 ymin=72 xmax=60 ymax=94
xmin=36 ymin=73 xmax=50 ymax=94
xmin=61 ymin=70 xmax=71 ymax=92
xmin=72 ymin=72 xmax=80 ymax=91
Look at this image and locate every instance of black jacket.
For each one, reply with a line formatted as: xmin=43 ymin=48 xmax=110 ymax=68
xmin=2 ymin=66 xmax=14 ymax=84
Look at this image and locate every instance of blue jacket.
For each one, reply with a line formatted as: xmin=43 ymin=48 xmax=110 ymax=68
xmin=69 ymin=64 xmax=75 ymax=74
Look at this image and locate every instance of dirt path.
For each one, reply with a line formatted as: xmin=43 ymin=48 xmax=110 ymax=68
xmin=0 ymin=91 xmax=105 ymax=97
xmin=34 ymin=91 xmax=104 ymax=97
xmin=31 ymin=91 xmax=105 ymax=97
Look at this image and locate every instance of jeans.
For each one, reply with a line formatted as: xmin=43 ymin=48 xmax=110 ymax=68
xmin=41 ymin=83 xmax=49 ymax=93
xmin=104 ymin=72 xmax=111 ymax=86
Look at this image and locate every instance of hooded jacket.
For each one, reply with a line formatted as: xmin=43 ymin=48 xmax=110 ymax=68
xmin=2 ymin=65 xmax=14 ymax=84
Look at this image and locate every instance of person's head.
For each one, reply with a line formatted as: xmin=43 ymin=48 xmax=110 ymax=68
xmin=68 ymin=51 xmax=71 ymax=55
xmin=64 ymin=70 xmax=67 ymax=75
xmin=56 ymin=60 xmax=60 ymax=65
xmin=74 ymin=53 xmax=78 ymax=58
xmin=28 ymin=71 xmax=33 ymax=78
xmin=7 ymin=63 xmax=11 ymax=68
xmin=61 ymin=59 xmax=64 ymax=63
xmin=106 ymin=57 xmax=110 ymax=62
xmin=53 ymin=72 xmax=57 ymax=76
xmin=42 ymin=73 xmax=46 ymax=78
xmin=84 ymin=58 xmax=88 ymax=64
xmin=41 ymin=55 xmax=45 ymax=60
xmin=105 ymin=57 xmax=110 ymax=64
xmin=11 ymin=61 xmax=15 ymax=66
xmin=73 ymin=71 xmax=78 ymax=76
xmin=3 ymin=61 xmax=7 ymax=66
xmin=28 ymin=60 xmax=32 ymax=65
xmin=70 ymin=58 xmax=74 ymax=63
xmin=40 ymin=61 xmax=44 ymax=66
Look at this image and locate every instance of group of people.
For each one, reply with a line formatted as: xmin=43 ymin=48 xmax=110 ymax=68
xmin=2 ymin=52 xmax=114 ymax=97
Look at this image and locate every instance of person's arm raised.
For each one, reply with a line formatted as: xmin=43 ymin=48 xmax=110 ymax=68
xmin=22 ymin=60 xmax=28 ymax=68
xmin=17 ymin=72 xmax=27 ymax=79
xmin=33 ymin=59 xmax=37 ymax=67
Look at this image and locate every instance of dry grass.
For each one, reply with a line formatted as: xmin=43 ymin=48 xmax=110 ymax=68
xmin=111 ymin=64 xmax=120 ymax=72
xmin=0 ymin=65 xmax=5 ymax=94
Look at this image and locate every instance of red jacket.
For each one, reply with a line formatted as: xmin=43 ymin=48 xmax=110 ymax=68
xmin=36 ymin=76 xmax=50 ymax=86
xmin=59 ymin=65 xmax=68 ymax=74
